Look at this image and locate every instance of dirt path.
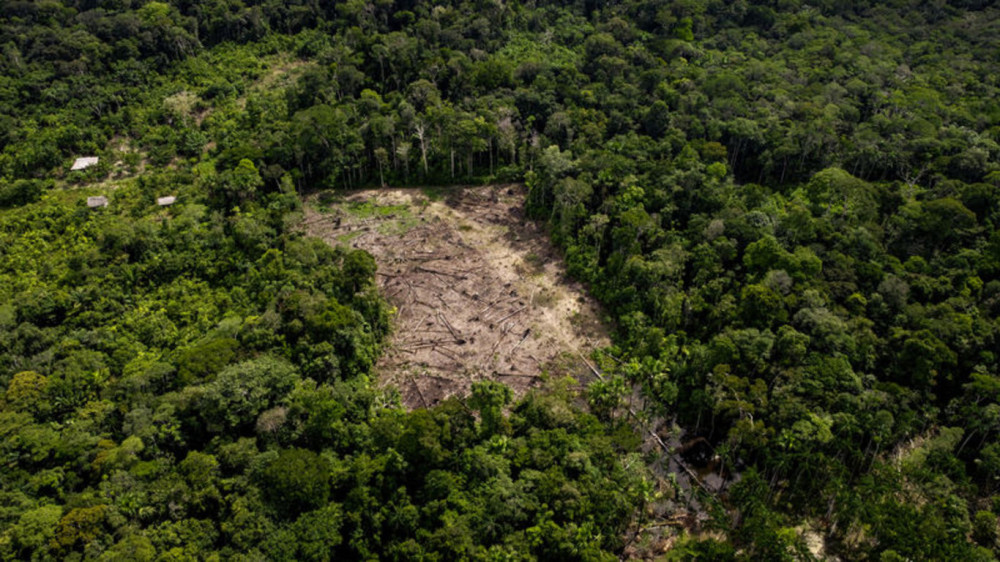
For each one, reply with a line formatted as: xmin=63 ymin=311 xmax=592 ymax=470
xmin=302 ymin=185 xmax=610 ymax=408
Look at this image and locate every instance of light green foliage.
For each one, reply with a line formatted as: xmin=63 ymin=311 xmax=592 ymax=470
xmin=469 ymin=381 xmax=513 ymax=436
xmin=51 ymin=505 xmax=109 ymax=553
xmin=3 ymin=505 xmax=63 ymax=557
xmin=803 ymin=167 xmax=878 ymax=224
xmin=200 ymin=357 xmax=300 ymax=431
xmin=98 ymin=534 xmax=157 ymax=561
xmin=4 ymin=372 xmax=49 ymax=416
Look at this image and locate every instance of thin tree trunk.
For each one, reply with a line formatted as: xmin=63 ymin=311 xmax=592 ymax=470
xmin=415 ymin=124 xmax=428 ymax=175
xmin=956 ymin=430 xmax=977 ymax=457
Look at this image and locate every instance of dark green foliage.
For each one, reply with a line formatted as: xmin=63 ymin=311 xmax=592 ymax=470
xmin=259 ymin=448 xmax=332 ymax=518
xmin=0 ymin=179 xmax=49 ymax=208
xmin=174 ymin=337 xmax=238 ymax=384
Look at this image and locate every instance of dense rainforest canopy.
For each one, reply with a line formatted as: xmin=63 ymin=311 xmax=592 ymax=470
xmin=1 ymin=0 xmax=1000 ymax=560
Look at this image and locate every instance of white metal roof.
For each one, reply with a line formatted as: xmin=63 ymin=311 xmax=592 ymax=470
xmin=71 ymin=157 xmax=99 ymax=171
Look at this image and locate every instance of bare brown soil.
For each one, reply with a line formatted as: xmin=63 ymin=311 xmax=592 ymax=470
xmin=302 ymin=185 xmax=609 ymax=408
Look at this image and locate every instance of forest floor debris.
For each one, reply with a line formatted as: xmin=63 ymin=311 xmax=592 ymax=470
xmin=303 ymin=185 xmax=609 ymax=408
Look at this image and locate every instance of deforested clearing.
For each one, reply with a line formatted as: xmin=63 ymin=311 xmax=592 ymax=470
xmin=302 ymin=185 xmax=609 ymax=408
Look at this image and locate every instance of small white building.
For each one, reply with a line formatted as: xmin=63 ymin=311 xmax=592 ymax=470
xmin=71 ymin=157 xmax=100 ymax=171
xmin=157 ymin=196 xmax=177 ymax=206
xmin=87 ymin=196 xmax=109 ymax=208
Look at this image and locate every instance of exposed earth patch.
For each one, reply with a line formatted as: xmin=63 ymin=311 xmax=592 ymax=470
xmin=302 ymin=185 xmax=610 ymax=408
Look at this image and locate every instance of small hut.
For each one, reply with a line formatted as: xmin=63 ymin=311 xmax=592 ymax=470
xmin=87 ymin=196 xmax=109 ymax=208
xmin=71 ymin=157 xmax=100 ymax=171
xmin=157 ymin=196 xmax=177 ymax=206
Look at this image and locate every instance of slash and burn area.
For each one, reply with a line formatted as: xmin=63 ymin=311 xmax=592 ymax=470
xmin=302 ymin=185 xmax=609 ymax=408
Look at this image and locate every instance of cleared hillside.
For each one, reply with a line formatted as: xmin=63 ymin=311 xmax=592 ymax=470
xmin=303 ymin=185 xmax=609 ymax=407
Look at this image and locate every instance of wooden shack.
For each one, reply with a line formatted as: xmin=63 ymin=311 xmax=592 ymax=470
xmin=87 ymin=196 xmax=109 ymax=208
xmin=72 ymin=157 xmax=100 ymax=171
